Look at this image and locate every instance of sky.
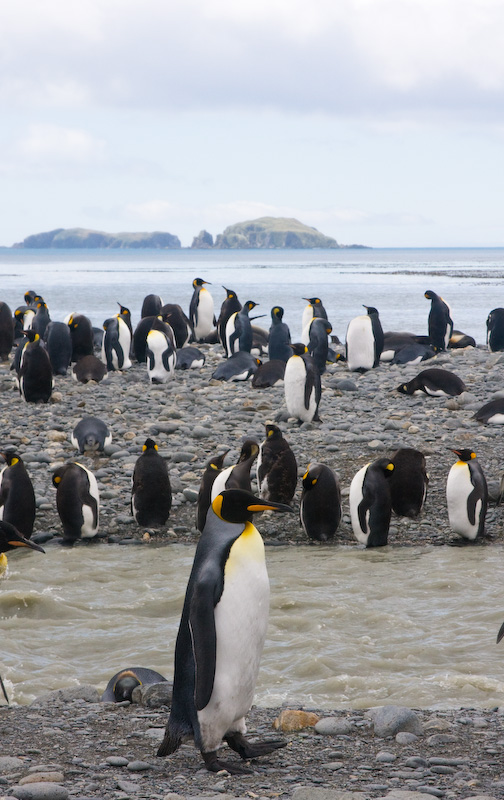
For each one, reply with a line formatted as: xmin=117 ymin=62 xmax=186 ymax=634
xmin=1 ymin=0 xmax=504 ymax=249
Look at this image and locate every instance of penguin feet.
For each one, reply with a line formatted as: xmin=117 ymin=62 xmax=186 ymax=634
xmin=224 ymin=731 xmax=287 ymax=760
xmin=201 ymin=750 xmax=253 ymax=774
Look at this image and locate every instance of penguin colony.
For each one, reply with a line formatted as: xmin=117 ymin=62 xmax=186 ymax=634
xmin=2 ymin=282 xmax=504 ymax=773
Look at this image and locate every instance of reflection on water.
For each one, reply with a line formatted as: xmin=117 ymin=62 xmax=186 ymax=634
xmin=1 ymin=542 xmax=504 ymax=709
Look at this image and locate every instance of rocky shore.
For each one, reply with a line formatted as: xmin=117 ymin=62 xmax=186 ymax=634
xmin=2 ymin=338 xmax=504 ymax=798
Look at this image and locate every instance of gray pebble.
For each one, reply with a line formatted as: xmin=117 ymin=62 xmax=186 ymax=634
xmin=11 ymin=784 xmax=69 ymax=800
xmin=315 ymin=717 xmax=354 ymax=736
xmin=366 ymin=705 xmax=423 ymax=738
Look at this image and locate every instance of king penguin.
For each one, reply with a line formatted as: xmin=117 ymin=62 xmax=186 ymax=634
xmin=190 ymin=278 xmax=215 ymax=341
xmin=101 ymin=667 xmax=167 ymax=702
xmin=131 ymin=439 xmax=172 ymax=527
xmin=425 ymin=290 xmax=453 ymax=352
xmin=397 ymin=368 xmax=466 ymax=397
xmin=446 ymin=448 xmax=488 ymax=541
xmin=18 ymin=331 xmax=53 ymax=403
xmin=44 ymin=321 xmax=72 ymax=376
xmin=217 ymin=288 xmax=241 ymax=356
xmin=283 ymin=343 xmax=321 ymax=424
xmin=71 ymin=417 xmax=112 ymax=454
xmin=0 ymin=450 xmax=36 ymax=539
xmin=349 ymin=458 xmax=395 ymax=547
xmin=345 ymin=306 xmax=383 ymax=372
xmin=0 ymin=520 xmax=44 ymax=577
xmin=67 ymin=314 xmax=95 ymax=362
xmin=388 ymin=447 xmax=428 ymax=518
xmin=301 ymin=297 xmax=328 ymax=343
xmin=256 ymin=424 xmax=297 ymax=504
xmin=196 ymin=450 xmax=230 ymax=532
xmin=300 ymin=463 xmax=341 ymax=542
xmin=268 ymin=306 xmax=291 ymax=362
xmin=0 ymin=301 xmax=13 ymax=361
xmin=210 ymin=440 xmax=259 ymax=502
xmin=486 ymin=308 xmax=504 ymax=352
xmin=146 ymin=319 xmax=176 ymax=384
xmin=156 ymin=488 xmax=292 ymax=773
xmin=52 ymin=462 xmax=100 ymax=544
xmin=225 ymin=301 xmax=258 ymax=355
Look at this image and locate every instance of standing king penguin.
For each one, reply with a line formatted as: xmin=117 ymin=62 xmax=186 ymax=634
xmin=283 ymin=343 xmax=321 ymax=424
xmin=18 ymin=331 xmax=53 ymax=403
xmin=349 ymin=458 xmax=395 ymax=547
xmin=52 ymin=462 xmax=100 ymax=544
xmin=486 ymin=308 xmax=504 ymax=352
xmin=157 ymin=488 xmax=292 ymax=773
xmin=268 ymin=306 xmax=291 ymax=362
xmin=257 ymin=424 xmax=297 ymax=504
xmin=425 ymin=290 xmax=453 ymax=352
xmin=225 ymin=301 xmax=258 ymax=355
xmin=217 ymin=288 xmax=241 ymax=356
xmin=210 ymin=440 xmax=259 ymax=502
xmin=345 ymin=305 xmax=384 ymax=372
xmin=446 ymin=448 xmax=488 ymax=541
xmin=0 ymin=450 xmax=36 ymax=539
xmin=189 ymin=278 xmax=215 ymax=341
xmin=131 ymin=439 xmax=172 ymax=527
xmin=300 ymin=463 xmax=341 ymax=542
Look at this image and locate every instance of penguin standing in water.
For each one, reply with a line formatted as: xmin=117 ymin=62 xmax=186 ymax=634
xmin=284 ymin=343 xmax=321 ymax=424
xmin=196 ymin=450 xmax=230 ymax=532
xmin=18 ymin=331 xmax=53 ymax=403
xmin=0 ymin=520 xmax=44 ymax=577
xmin=425 ymin=290 xmax=453 ymax=351
xmin=44 ymin=321 xmax=72 ymax=376
xmin=349 ymin=458 xmax=395 ymax=547
xmin=52 ymin=462 xmax=100 ymax=544
xmin=217 ymin=288 xmax=241 ymax=356
xmin=190 ymin=278 xmax=215 ymax=341
xmin=486 ymin=308 xmax=504 ymax=352
xmin=0 ymin=450 xmax=36 ymax=539
xmin=131 ymin=439 xmax=172 ymax=527
xmin=225 ymin=301 xmax=258 ymax=355
xmin=446 ymin=448 xmax=488 ymax=541
xmin=157 ymin=488 xmax=292 ymax=773
xmin=388 ymin=447 xmax=428 ymax=518
xmin=300 ymin=463 xmax=341 ymax=542
xmin=268 ymin=306 xmax=291 ymax=362
xmin=256 ymin=424 xmax=297 ymax=505
xmin=210 ymin=440 xmax=259 ymax=501
xmin=0 ymin=302 xmax=13 ymax=361
xmin=345 ymin=306 xmax=383 ymax=372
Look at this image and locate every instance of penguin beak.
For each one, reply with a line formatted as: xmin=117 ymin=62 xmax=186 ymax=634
xmin=247 ymin=501 xmax=294 ymax=513
xmin=8 ymin=539 xmax=45 ymax=553
xmin=451 ymin=449 xmax=462 ymax=457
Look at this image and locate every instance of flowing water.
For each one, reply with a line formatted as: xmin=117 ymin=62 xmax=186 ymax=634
xmin=1 ymin=246 xmax=504 ymax=708
xmin=2 ymin=542 xmax=504 ymax=709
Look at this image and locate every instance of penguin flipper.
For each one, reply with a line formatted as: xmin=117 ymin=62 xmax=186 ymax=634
xmin=189 ymin=574 xmax=220 ymax=711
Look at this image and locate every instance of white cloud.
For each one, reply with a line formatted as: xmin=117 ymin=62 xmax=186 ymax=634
xmin=0 ymin=124 xmax=107 ymax=177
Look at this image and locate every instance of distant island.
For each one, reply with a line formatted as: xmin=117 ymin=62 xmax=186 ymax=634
xmin=12 ymin=218 xmax=368 ymax=250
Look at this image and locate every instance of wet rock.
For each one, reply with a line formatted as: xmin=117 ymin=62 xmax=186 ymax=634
xmin=366 ymin=705 xmax=423 ymax=738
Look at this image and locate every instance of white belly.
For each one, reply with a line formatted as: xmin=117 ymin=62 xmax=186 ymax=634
xmin=210 ymin=466 xmax=233 ymax=502
xmin=194 ymin=290 xmax=214 ymax=339
xmin=197 ymin=524 xmax=269 ymax=752
xmin=225 ymin=313 xmax=239 ymax=355
xmin=346 ymin=315 xmax=374 ymax=371
xmin=349 ymin=464 xmax=370 ymax=544
xmin=284 ymin=356 xmax=315 ymax=422
xmin=446 ymin=463 xmax=478 ymax=539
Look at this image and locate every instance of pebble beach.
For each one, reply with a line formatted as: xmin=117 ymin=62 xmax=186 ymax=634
xmin=2 ymin=333 xmax=504 ymax=799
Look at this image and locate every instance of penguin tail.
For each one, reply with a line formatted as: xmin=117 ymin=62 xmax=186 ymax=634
xmin=157 ymin=730 xmax=182 ymax=757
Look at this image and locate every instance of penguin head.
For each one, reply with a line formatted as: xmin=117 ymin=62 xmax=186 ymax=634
xmin=142 ymin=438 xmax=158 ymax=453
xmin=373 ymin=458 xmax=395 ymax=476
xmin=244 ymin=301 xmax=258 ymax=312
xmin=0 ymin=450 xmax=21 ymax=467
xmin=271 ymin=306 xmax=284 ymax=321
xmin=237 ymin=440 xmax=259 ymax=463
xmin=424 ymin=290 xmax=436 ymax=300
xmin=206 ymin=450 xmax=230 ymax=471
xmin=302 ymin=462 xmax=323 ymax=490
xmin=36 ymin=301 xmax=48 ymax=311
xmin=363 ymin=305 xmax=379 ymax=316
xmin=0 ymin=520 xmax=45 ymax=555
xmin=397 ymin=382 xmax=410 ymax=394
xmin=265 ymin=424 xmax=282 ymax=440
xmin=193 ymin=277 xmax=209 ymax=287
xmin=24 ymin=291 xmax=37 ymax=306
xmin=117 ymin=303 xmax=131 ymax=319
xmin=212 ymin=489 xmax=294 ymax=523
xmin=222 ymin=287 xmax=237 ymax=300
xmin=24 ymin=330 xmax=40 ymax=343
xmin=304 ymin=297 xmax=321 ymax=306
xmin=452 ymin=448 xmax=476 ymax=462
xmin=112 ymin=670 xmax=141 ymax=702
xmin=290 ymin=343 xmax=308 ymax=356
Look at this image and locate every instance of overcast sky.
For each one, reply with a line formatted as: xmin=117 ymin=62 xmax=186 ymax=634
xmin=1 ymin=0 xmax=504 ymax=248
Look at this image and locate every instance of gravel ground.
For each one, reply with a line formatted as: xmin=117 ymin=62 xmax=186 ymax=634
xmin=2 ymin=339 xmax=504 ymax=799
